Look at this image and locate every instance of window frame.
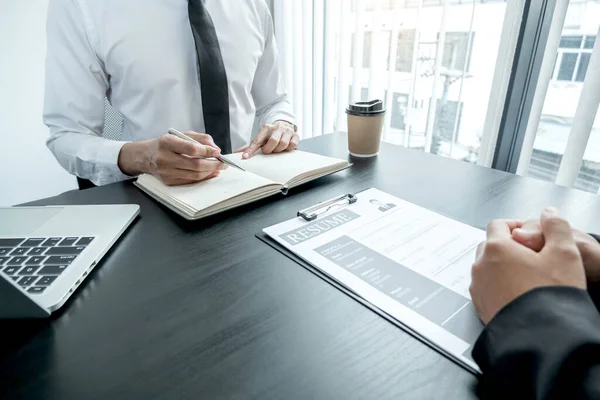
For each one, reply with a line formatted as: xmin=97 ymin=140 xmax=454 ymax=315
xmin=491 ymin=0 xmax=558 ymax=173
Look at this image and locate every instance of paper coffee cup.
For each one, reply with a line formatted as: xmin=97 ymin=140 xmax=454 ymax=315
xmin=346 ymin=99 xmax=386 ymax=157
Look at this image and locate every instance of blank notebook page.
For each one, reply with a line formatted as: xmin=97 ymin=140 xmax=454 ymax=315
xmin=225 ymin=151 xmax=346 ymax=185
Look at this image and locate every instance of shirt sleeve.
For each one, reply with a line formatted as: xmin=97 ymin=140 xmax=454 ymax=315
xmin=250 ymin=2 xmax=296 ymax=130
xmin=473 ymin=286 xmax=600 ymax=400
xmin=44 ymin=0 xmax=131 ymax=186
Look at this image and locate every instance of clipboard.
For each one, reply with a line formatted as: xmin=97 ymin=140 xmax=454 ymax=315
xmin=297 ymin=193 xmax=357 ymax=221
xmin=255 ymin=190 xmax=480 ymax=375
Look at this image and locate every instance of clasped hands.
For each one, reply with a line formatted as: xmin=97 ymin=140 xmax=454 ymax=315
xmin=118 ymin=121 xmax=298 ymax=186
xmin=470 ymin=208 xmax=600 ymax=324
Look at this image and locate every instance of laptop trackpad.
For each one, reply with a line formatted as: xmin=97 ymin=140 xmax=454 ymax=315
xmin=0 ymin=207 xmax=63 ymax=236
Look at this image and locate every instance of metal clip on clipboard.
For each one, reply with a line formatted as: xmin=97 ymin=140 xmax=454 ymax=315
xmin=297 ymin=194 xmax=357 ymax=222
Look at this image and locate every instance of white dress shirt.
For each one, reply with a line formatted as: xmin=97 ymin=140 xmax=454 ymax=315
xmin=44 ymin=0 xmax=295 ymax=186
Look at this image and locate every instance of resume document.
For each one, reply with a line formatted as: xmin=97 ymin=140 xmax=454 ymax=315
xmin=264 ymin=188 xmax=485 ymax=372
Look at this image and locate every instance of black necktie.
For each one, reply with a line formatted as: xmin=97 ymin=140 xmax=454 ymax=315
xmin=188 ymin=0 xmax=231 ymax=153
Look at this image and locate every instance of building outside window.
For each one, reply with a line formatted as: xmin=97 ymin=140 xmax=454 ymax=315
xmin=442 ymin=32 xmax=474 ymax=72
xmin=396 ymin=30 xmax=416 ymax=73
xmin=275 ymin=0 xmax=600 ymax=194
xmin=524 ymin=0 xmax=600 ymax=194
xmin=391 ymin=93 xmax=409 ymax=130
xmin=553 ymin=35 xmax=596 ymax=82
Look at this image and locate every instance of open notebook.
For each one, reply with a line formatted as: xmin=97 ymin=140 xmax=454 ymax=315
xmin=135 ymin=150 xmax=351 ymax=220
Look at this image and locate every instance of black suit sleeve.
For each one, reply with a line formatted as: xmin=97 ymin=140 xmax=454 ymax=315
xmin=590 ymin=282 xmax=600 ymax=312
xmin=473 ymin=286 xmax=600 ymax=400
xmin=588 ymin=234 xmax=600 ymax=310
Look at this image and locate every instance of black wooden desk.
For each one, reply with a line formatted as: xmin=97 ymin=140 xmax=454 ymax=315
xmin=3 ymin=132 xmax=600 ymax=400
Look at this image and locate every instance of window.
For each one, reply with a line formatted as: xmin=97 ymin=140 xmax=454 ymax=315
xmin=352 ymin=30 xmax=393 ymax=70
xmin=519 ymin=0 xmax=600 ymax=195
xmin=557 ymin=53 xmax=578 ymax=81
xmin=553 ymin=35 xmax=596 ymax=82
xmin=276 ymin=0 xmax=515 ymax=164
xmin=396 ymin=30 xmax=415 ymax=73
xmin=429 ymin=99 xmax=465 ymax=158
xmin=442 ymin=32 xmax=474 ymax=72
xmin=559 ymin=35 xmax=583 ymax=48
xmin=433 ymin=99 xmax=463 ymax=141
xmin=391 ymin=93 xmax=409 ymax=130
xmin=584 ymin=36 xmax=596 ymax=49
xmin=276 ymin=0 xmax=599 ymax=193
xmin=575 ymin=53 xmax=591 ymax=82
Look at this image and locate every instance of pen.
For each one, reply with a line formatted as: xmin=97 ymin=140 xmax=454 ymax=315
xmin=167 ymin=128 xmax=246 ymax=172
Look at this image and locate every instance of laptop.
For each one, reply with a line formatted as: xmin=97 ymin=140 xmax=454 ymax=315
xmin=0 ymin=204 xmax=140 ymax=318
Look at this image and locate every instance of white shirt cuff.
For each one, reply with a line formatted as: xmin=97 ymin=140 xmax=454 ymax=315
xmin=268 ymin=114 xmax=297 ymax=129
xmin=90 ymin=140 xmax=133 ymax=186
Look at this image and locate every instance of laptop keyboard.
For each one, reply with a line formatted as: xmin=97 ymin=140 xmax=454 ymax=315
xmin=0 ymin=237 xmax=95 ymax=294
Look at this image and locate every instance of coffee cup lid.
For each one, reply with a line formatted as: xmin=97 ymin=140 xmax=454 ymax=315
xmin=346 ymin=99 xmax=386 ymax=116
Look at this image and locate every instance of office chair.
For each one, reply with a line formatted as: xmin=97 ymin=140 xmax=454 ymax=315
xmin=77 ymin=99 xmax=124 ymax=190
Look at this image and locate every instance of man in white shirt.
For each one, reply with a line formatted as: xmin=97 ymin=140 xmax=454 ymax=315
xmin=43 ymin=0 xmax=297 ymax=186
